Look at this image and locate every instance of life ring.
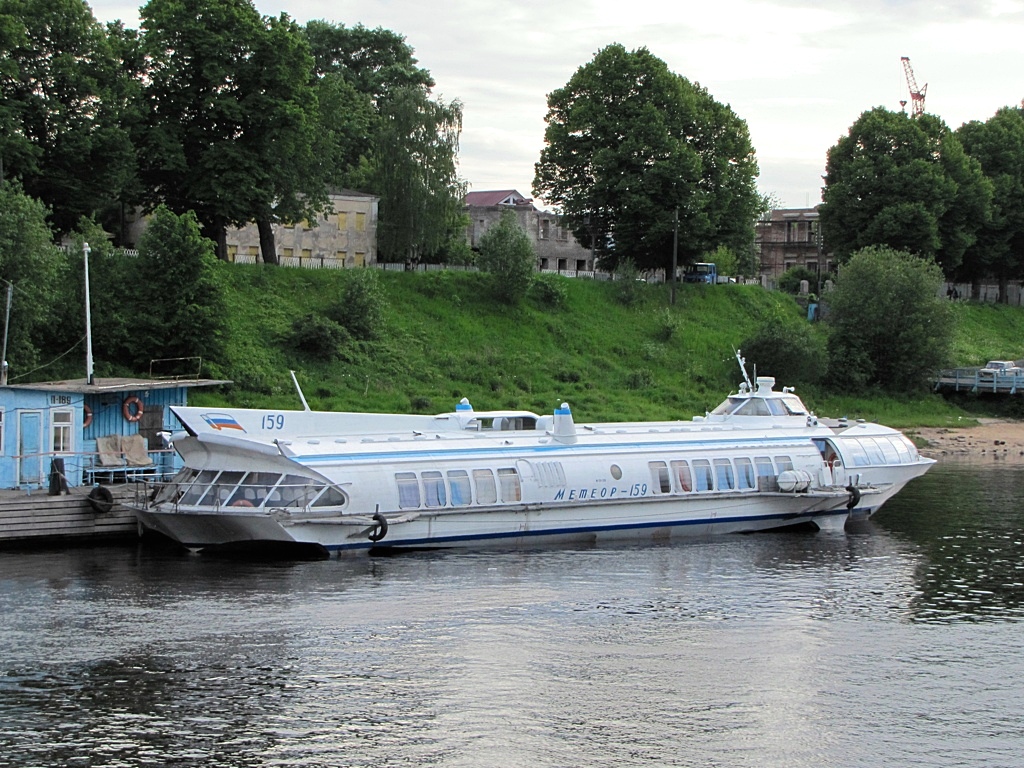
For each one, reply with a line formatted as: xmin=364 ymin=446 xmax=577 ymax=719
xmin=83 ymin=404 xmax=92 ymax=428
xmin=87 ymin=485 xmax=114 ymax=514
xmin=368 ymin=511 xmax=389 ymax=542
xmin=846 ymin=485 xmax=861 ymax=510
xmin=122 ymin=396 xmax=144 ymax=422
xmin=231 ymin=498 xmax=255 ymax=507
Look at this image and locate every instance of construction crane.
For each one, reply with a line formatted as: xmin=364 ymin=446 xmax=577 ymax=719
xmin=900 ymin=56 xmax=927 ymax=117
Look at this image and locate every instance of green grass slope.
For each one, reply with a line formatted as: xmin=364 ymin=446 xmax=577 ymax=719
xmin=192 ymin=266 xmax=1024 ymax=428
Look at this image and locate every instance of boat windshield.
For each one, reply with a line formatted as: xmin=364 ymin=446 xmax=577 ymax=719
xmin=155 ymin=468 xmax=347 ymax=510
xmin=710 ymin=395 xmax=809 ymax=417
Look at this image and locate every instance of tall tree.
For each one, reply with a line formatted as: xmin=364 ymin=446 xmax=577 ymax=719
xmin=374 ymin=87 xmax=466 ymax=263
xmin=956 ymin=107 xmax=1024 ymax=301
xmin=819 ymin=108 xmax=991 ymax=275
xmin=302 ymin=21 xmax=434 ymax=104
xmin=137 ymin=0 xmax=323 ymax=260
xmin=533 ymin=44 xmax=761 ymax=273
xmin=0 ymin=181 xmax=63 ymax=374
xmin=0 ymin=0 xmax=136 ymax=234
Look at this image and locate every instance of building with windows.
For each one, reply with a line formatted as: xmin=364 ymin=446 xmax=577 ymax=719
xmin=755 ymin=207 xmax=832 ymax=279
xmin=465 ymin=190 xmax=594 ymax=273
xmin=226 ymin=190 xmax=378 ymax=267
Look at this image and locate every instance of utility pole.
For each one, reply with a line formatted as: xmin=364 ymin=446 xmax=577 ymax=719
xmin=83 ymin=243 xmax=94 ymax=385
xmin=671 ymin=207 xmax=679 ymax=305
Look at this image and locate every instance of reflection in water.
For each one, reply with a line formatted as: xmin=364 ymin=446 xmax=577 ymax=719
xmin=0 ymin=464 xmax=1022 ymax=767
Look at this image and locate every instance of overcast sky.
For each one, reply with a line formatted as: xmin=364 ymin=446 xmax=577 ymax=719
xmin=88 ymin=0 xmax=1024 ymax=210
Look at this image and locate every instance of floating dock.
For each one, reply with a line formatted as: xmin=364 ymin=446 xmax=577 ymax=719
xmin=0 ymin=484 xmax=141 ymax=548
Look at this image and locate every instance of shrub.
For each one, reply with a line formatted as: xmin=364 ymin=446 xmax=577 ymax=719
xmin=825 ymin=246 xmax=954 ymax=392
xmin=529 ymin=273 xmax=569 ymax=309
xmin=288 ymin=313 xmax=350 ymax=361
xmin=613 ymin=258 xmax=642 ymax=307
xmin=778 ymin=265 xmax=818 ymax=295
xmin=626 ymin=368 xmax=655 ymax=390
xmin=477 ymin=209 xmax=535 ymax=304
xmin=652 ymin=307 xmax=680 ymax=341
xmin=327 ymin=269 xmax=387 ymax=340
xmin=740 ymin=318 xmax=827 ymax=387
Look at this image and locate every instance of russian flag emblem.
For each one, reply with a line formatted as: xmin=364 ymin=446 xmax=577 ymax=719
xmin=201 ymin=413 xmax=246 ymax=432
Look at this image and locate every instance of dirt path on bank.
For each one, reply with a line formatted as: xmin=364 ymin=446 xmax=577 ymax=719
xmin=907 ymin=419 xmax=1024 ymax=463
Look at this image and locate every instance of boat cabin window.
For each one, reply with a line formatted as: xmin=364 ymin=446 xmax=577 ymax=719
xmin=448 ymin=470 xmax=471 ymax=506
xmin=754 ymin=457 xmax=776 ymax=491
xmin=180 ymin=469 xmax=219 ymax=506
xmin=861 ymin=438 xmax=886 ymax=464
xmin=846 ymin=440 xmax=870 ymax=467
xmin=892 ymin=436 xmax=914 ymax=463
xmin=714 ymin=459 xmax=735 ymax=490
xmin=775 ymin=455 xmax=794 ymax=472
xmin=780 ymin=396 xmax=808 ymax=415
xmin=423 ymin=471 xmax=447 ymax=508
xmin=474 ymin=469 xmax=497 ymax=504
xmin=396 ymin=472 xmax=420 ymax=509
xmin=497 ymin=467 xmax=521 ymax=502
xmin=843 ymin=435 xmax=921 ymax=466
xmin=671 ymin=460 xmax=692 ymax=492
xmin=649 ymin=461 xmax=671 ymax=494
xmin=310 ymin=486 xmax=347 ymax=508
xmin=733 ymin=398 xmax=772 ymax=416
xmin=275 ymin=474 xmax=315 ymax=508
xmin=735 ymin=458 xmax=755 ymax=490
xmin=693 ymin=459 xmax=714 ymax=492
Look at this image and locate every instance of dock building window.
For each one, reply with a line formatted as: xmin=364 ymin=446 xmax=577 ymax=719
xmin=52 ymin=410 xmax=73 ymax=453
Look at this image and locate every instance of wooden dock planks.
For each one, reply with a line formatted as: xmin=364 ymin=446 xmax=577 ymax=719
xmin=0 ymin=485 xmax=140 ymax=547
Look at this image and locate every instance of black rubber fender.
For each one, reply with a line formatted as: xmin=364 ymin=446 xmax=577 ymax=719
xmin=368 ymin=511 xmax=389 ymax=542
xmin=88 ymin=485 xmax=114 ymax=515
xmin=846 ymin=485 xmax=861 ymax=510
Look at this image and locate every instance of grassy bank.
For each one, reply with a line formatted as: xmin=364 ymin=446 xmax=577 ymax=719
xmin=189 ymin=266 xmax=1024 ymax=428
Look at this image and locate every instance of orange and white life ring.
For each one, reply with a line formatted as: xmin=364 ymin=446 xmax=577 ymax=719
xmin=122 ymin=396 xmax=144 ymax=422
xmin=83 ymin=404 xmax=93 ymax=428
xmin=231 ymin=498 xmax=255 ymax=507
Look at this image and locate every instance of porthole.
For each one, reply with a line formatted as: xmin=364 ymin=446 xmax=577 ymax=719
xmin=610 ymin=464 xmax=622 ymax=480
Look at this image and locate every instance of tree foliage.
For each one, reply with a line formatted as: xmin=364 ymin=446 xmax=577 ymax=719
xmin=533 ymin=44 xmax=761 ymax=274
xmin=136 ymin=0 xmax=324 ymax=259
xmin=0 ymin=0 xmax=136 ymax=234
xmin=825 ymin=246 xmax=954 ymax=393
xmin=373 ymin=87 xmax=466 ymax=263
xmin=476 ymin=208 xmax=535 ymax=304
xmin=956 ymin=107 xmax=1024 ymax=300
xmin=820 ymin=108 xmax=991 ymax=275
xmin=0 ymin=180 xmax=63 ymax=373
xmin=133 ymin=206 xmax=227 ymax=369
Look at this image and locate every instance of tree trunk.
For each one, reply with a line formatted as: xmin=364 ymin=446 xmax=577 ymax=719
xmin=999 ymin=276 xmax=1009 ymax=304
xmin=257 ymin=218 xmax=279 ymax=265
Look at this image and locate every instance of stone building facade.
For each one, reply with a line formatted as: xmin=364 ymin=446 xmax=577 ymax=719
xmin=227 ymin=190 xmax=378 ymax=267
xmin=465 ymin=190 xmax=594 ymax=272
xmin=755 ymin=207 xmax=832 ymax=279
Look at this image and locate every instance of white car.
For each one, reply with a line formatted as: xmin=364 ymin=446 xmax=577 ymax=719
xmin=978 ymin=360 xmax=1024 ymax=378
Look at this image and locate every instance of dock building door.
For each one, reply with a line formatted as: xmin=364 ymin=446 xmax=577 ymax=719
xmin=18 ymin=411 xmax=43 ymax=486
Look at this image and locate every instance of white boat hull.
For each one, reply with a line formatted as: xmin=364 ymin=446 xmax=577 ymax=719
xmin=136 ymin=490 xmax=855 ymax=555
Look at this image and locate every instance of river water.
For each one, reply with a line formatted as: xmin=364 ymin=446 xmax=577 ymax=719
xmin=1 ymin=462 xmax=1022 ymax=768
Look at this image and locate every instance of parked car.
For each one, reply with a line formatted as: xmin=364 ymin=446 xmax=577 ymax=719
xmin=978 ymin=360 xmax=1024 ymax=378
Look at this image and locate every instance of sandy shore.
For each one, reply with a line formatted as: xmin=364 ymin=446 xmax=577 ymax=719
xmin=906 ymin=419 xmax=1024 ymax=463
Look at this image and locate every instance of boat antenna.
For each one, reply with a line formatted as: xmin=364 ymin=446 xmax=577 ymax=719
xmin=289 ymin=370 xmax=311 ymax=411
xmin=734 ymin=348 xmax=753 ymax=391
